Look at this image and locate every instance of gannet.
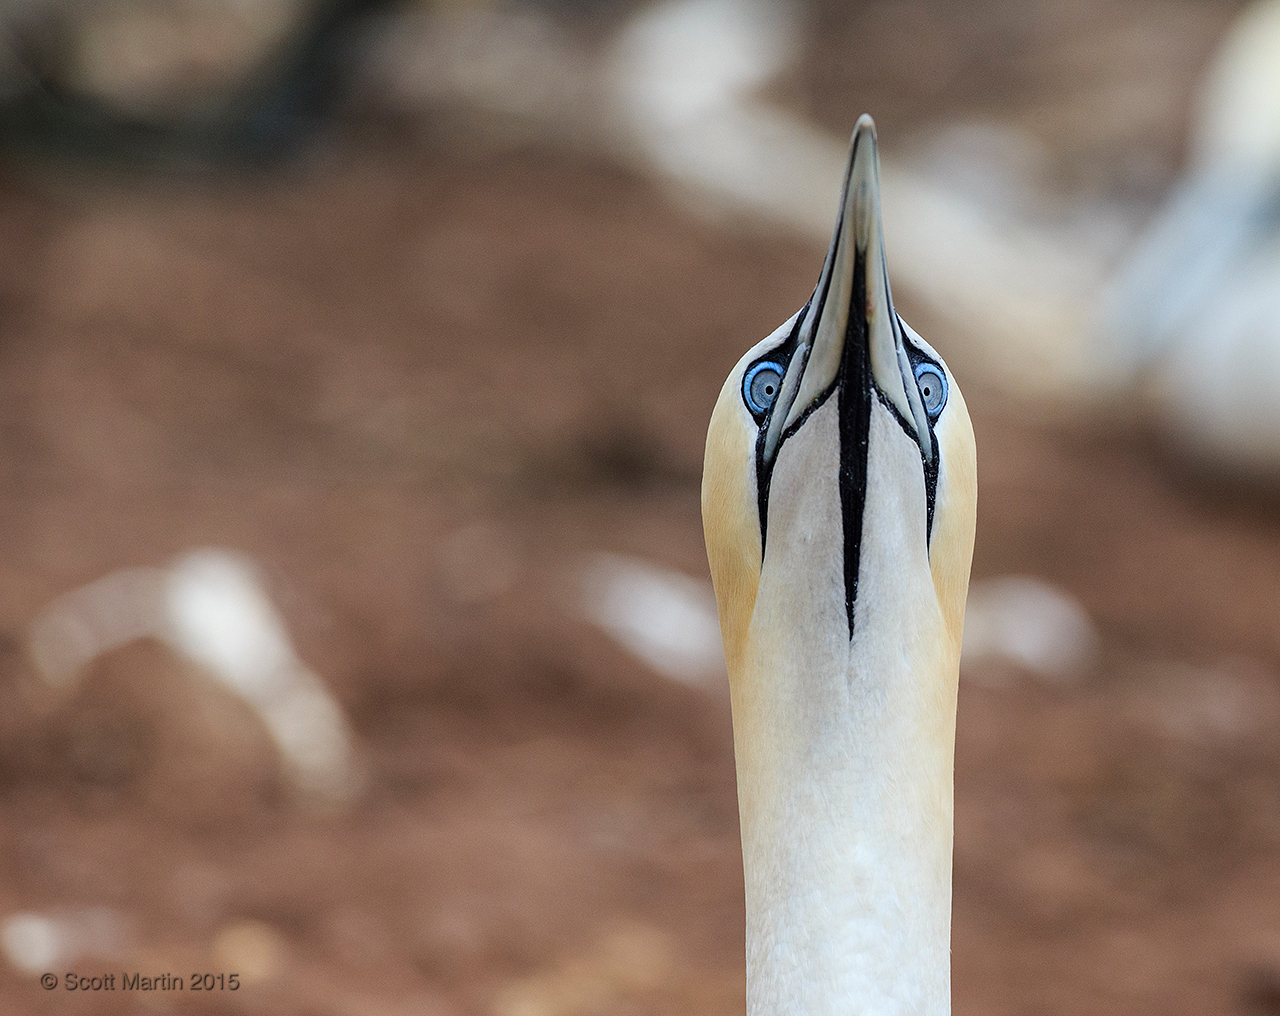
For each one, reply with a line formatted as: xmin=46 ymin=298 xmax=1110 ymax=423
xmin=701 ymin=116 xmax=977 ymax=1015
xmin=1101 ymin=0 xmax=1280 ymax=470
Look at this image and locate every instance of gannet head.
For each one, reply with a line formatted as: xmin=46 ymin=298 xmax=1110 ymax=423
xmin=703 ymin=114 xmax=976 ymax=681
xmin=701 ymin=111 xmax=978 ymax=1015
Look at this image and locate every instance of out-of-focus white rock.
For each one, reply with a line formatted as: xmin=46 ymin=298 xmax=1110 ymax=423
xmin=29 ymin=566 xmax=168 ymax=687
xmin=28 ymin=548 xmax=361 ymax=805
xmin=0 ymin=913 xmax=61 ymax=973
xmin=961 ymin=576 xmax=1098 ymax=684
xmin=165 ymin=551 xmax=298 ymax=702
xmin=0 ymin=908 xmax=130 ymax=975
xmin=577 ymin=553 xmax=725 ymax=688
xmin=163 ymin=550 xmax=361 ymax=802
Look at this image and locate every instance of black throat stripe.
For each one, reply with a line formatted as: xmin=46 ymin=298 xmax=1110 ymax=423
xmin=837 ymin=250 xmax=872 ymax=641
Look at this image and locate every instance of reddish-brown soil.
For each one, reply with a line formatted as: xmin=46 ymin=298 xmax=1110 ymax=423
xmin=0 ymin=134 xmax=1278 ymax=1016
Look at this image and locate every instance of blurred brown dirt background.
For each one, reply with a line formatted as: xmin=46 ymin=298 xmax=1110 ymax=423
xmin=2 ymin=1 xmax=1280 ymax=1014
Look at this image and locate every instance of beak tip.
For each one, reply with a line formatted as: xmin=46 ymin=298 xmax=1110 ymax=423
xmin=847 ymin=115 xmax=881 ymax=252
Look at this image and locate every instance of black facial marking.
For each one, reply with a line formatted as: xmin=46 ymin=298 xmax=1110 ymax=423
xmin=901 ymin=324 xmax=943 ymax=540
xmin=749 ymin=304 xmax=806 ymax=550
xmin=836 ymin=250 xmax=872 ymax=639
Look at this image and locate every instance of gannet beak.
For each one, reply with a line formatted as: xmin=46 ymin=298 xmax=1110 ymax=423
xmin=762 ymin=115 xmax=933 ymax=465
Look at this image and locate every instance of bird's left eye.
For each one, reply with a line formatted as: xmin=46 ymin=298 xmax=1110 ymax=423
xmin=744 ymin=361 xmax=784 ymax=416
xmin=914 ymin=362 xmax=947 ymax=419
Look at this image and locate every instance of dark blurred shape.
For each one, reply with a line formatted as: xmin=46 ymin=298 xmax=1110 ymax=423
xmin=1241 ymin=965 xmax=1280 ymax=1013
xmin=0 ymin=0 xmax=401 ymax=164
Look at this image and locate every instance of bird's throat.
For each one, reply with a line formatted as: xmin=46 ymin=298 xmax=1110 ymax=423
xmin=732 ymin=703 xmax=955 ymax=1016
xmin=731 ymin=655 xmax=956 ymax=1016
xmin=730 ymin=399 xmax=957 ymax=1016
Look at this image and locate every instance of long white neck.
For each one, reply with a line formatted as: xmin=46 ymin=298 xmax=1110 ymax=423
xmin=729 ymin=400 xmax=958 ymax=1016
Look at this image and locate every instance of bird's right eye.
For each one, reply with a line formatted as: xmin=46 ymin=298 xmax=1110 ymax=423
xmin=913 ymin=362 xmax=947 ymax=419
xmin=744 ymin=361 xmax=785 ymax=417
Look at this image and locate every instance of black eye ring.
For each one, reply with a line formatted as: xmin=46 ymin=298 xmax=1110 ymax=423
xmin=913 ymin=362 xmax=948 ymax=420
xmin=744 ymin=361 xmax=785 ymax=416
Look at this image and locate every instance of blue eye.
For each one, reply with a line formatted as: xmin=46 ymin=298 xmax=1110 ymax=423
xmin=914 ymin=362 xmax=947 ymax=419
xmin=744 ymin=361 xmax=784 ymax=415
